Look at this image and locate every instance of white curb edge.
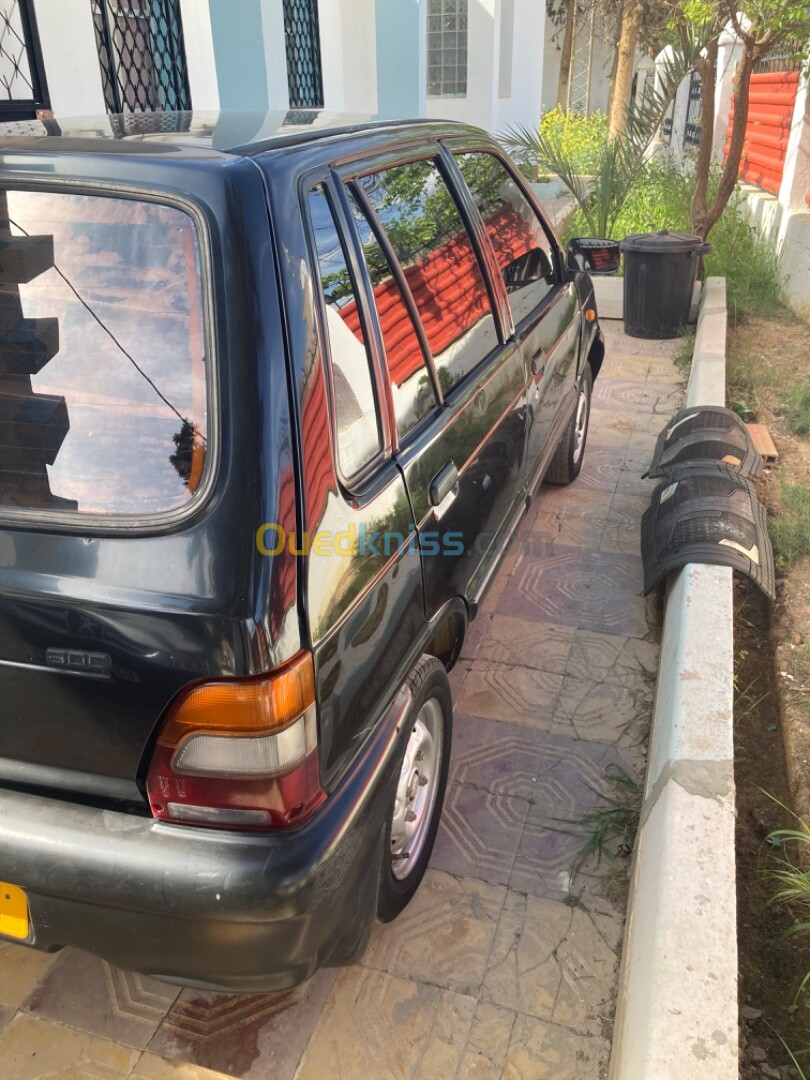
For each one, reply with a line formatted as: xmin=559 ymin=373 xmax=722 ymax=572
xmin=608 ymin=278 xmax=738 ymax=1079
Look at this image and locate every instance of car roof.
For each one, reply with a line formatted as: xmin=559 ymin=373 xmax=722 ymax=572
xmin=0 ymin=109 xmax=488 ymax=158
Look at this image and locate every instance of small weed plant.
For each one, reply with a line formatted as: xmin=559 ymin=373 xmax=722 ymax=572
xmin=770 ymin=475 xmax=810 ymax=566
xmin=767 ymin=802 xmax=810 ymax=1010
xmin=567 ymin=764 xmax=642 ymax=888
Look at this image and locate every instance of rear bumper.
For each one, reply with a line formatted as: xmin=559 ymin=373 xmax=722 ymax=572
xmin=0 ymin=686 xmax=412 ymax=991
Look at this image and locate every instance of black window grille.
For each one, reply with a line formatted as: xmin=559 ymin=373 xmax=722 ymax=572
xmin=283 ymin=0 xmax=324 ymax=109
xmin=684 ymin=70 xmax=702 ymax=148
xmin=91 ymin=0 xmax=191 ymax=114
xmin=0 ymin=0 xmax=49 ymax=120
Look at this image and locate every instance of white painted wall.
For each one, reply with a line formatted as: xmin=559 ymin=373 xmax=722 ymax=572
xmin=259 ymin=0 xmax=290 ymax=111
xmin=35 ymin=0 xmax=106 ymax=117
xmin=179 ymin=0 xmax=219 ymax=110
xmin=320 ymin=0 xmax=378 ymax=113
xmin=492 ymin=0 xmax=544 ymax=133
xmin=423 ymin=0 xmax=545 ymax=134
xmin=426 ymin=0 xmax=497 ymax=129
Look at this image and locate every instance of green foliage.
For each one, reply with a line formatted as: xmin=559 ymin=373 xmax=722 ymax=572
xmin=782 ymin=383 xmax=810 ymax=438
xmin=767 ymin=800 xmax=810 ymax=1011
xmin=502 ymin=28 xmax=707 ymax=238
xmin=770 ymin=476 xmax=810 ymax=567
xmin=563 ymin=157 xmax=782 ymax=318
xmin=537 ymin=106 xmax=608 ymax=176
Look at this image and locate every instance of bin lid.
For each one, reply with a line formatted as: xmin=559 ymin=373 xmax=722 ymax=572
xmin=620 ymin=229 xmax=706 ymax=253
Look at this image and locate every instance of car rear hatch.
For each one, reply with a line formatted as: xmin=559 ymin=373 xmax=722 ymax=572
xmin=0 ymin=166 xmax=296 ymax=810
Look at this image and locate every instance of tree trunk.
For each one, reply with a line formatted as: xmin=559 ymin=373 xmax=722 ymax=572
xmin=690 ymin=37 xmax=718 ymax=238
xmin=700 ymin=48 xmax=755 ymax=239
xmin=608 ymin=0 xmax=643 ymax=138
xmin=556 ymin=0 xmax=577 ymax=108
xmin=606 ymin=4 xmax=625 ymax=118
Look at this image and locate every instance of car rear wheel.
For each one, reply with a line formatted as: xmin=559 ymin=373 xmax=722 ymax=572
xmin=547 ymin=364 xmax=592 ymax=485
xmin=377 ymin=655 xmax=452 ymax=922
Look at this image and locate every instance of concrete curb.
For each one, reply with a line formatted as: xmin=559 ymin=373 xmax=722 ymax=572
xmin=609 ymin=277 xmax=739 ymax=1079
xmin=593 ymin=276 xmax=702 ymax=323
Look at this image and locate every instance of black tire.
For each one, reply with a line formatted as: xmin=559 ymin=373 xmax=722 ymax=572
xmin=546 ymin=364 xmax=593 ymax=485
xmin=377 ymin=655 xmax=452 ymax=922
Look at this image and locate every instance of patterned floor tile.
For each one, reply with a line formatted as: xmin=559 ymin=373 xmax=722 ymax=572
xmin=431 ymin=783 xmax=530 ymax=885
xmin=531 ymin=490 xmax=614 ymax=552
xmin=147 ymin=969 xmax=335 ymax=1080
xmin=362 ymin=870 xmax=505 ymax=996
xmin=592 ymin=379 xmax=683 ymax=414
xmin=449 ymin=715 xmax=552 ymax=797
xmin=571 ymin=446 xmax=624 ymax=495
xmin=510 ymin=737 xmax=634 ymax=900
xmin=455 ymin=663 xmax=563 ymax=727
xmin=564 ymin=629 xmax=659 ymax=690
xmin=132 ymin=1053 xmax=232 ymax=1078
xmin=24 ymin=949 xmax=179 ymax=1050
xmin=502 ymin=1013 xmax=609 ymax=1079
xmin=296 ymin=967 xmax=476 ymax=1080
xmin=499 ymin=547 xmax=649 ymax=639
xmin=0 ymin=1012 xmax=139 ymax=1079
xmin=0 ymin=942 xmax=57 ymax=1009
xmin=459 ymin=1001 xmax=516 ymax=1076
xmin=459 ymin=612 xmax=492 ymax=662
xmin=554 ymin=674 xmax=653 ymax=744
xmin=585 ymin=409 xmax=635 ymax=449
xmin=471 ymin=614 xmax=575 ymax=674
xmin=599 ymin=494 xmax=648 ymax=556
xmin=482 ymin=891 xmax=618 ymax=1036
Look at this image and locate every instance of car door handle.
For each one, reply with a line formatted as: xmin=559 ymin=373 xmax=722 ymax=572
xmin=429 ymin=461 xmax=459 ymax=507
xmin=530 ymin=351 xmax=545 ymax=377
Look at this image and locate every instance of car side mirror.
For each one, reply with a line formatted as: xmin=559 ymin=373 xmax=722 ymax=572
xmin=567 ymin=238 xmax=621 ymax=275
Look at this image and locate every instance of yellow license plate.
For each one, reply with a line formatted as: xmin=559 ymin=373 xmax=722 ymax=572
xmin=0 ymin=882 xmax=29 ymax=940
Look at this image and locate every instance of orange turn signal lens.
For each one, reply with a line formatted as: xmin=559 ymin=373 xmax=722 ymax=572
xmin=158 ymin=651 xmax=315 ymax=747
xmin=585 ymin=308 xmax=596 ymax=323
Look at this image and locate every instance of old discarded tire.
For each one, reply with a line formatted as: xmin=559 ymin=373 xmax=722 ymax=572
xmin=547 ymin=364 xmax=592 ymax=485
xmin=377 ymin=655 xmax=452 ymax=922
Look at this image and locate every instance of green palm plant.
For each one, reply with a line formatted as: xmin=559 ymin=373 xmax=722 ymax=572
xmin=501 ymin=29 xmax=710 ymax=239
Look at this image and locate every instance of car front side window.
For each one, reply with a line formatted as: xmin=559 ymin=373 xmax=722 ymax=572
xmin=456 ymin=151 xmax=557 ymax=325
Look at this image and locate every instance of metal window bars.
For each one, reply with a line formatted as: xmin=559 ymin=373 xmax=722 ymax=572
xmin=0 ymin=0 xmax=49 ymax=121
xmin=91 ymin=0 xmax=191 ymax=115
xmin=683 ymin=70 xmax=702 ymax=148
xmin=283 ymin=0 xmax=324 ymax=110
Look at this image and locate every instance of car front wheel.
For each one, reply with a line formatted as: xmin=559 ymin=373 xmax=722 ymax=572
xmin=547 ymin=364 xmax=592 ymax=485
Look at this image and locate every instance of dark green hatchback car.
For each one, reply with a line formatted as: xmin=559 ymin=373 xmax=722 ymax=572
xmin=0 ymin=111 xmax=615 ymax=990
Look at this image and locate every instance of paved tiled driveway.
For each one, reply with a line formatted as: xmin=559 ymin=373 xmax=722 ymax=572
xmin=0 ymin=324 xmax=684 ymax=1080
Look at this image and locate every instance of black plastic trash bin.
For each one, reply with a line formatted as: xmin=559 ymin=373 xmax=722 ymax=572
xmin=620 ymin=230 xmax=712 ymax=339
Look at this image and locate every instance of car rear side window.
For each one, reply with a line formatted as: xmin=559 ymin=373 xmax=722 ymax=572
xmin=345 ymin=189 xmax=438 ymax=440
xmin=0 ymin=190 xmax=208 ymax=518
xmin=308 ymin=185 xmax=383 ymax=480
xmin=358 ymin=159 xmax=497 ymax=395
xmin=456 ymin=152 xmax=556 ymax=325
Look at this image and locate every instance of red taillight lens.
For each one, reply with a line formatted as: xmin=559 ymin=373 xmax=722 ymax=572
xmin=146 ymin=651 xmax=325 ymax=830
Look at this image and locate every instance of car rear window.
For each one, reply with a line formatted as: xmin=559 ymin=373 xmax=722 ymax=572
xmin=0 ymin=190 xmax=208 ymax=518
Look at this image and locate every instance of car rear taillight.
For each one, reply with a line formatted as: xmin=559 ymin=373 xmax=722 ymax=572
xmin=146 ymin=651 xmax=325 ymax=830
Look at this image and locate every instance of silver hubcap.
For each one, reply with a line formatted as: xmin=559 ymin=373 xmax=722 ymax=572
xmin=572 ymin=386 xmax=589 ymax=465
xmin=390 ymin=698 xmax=443 ymax=881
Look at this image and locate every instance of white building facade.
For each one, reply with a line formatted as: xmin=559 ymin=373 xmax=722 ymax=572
xmin=0 ymin=0 xmax=548 ymax=136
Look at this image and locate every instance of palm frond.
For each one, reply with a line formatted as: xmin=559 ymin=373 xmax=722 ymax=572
xmin=501 ymin=27 xmax=710 ymax=239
